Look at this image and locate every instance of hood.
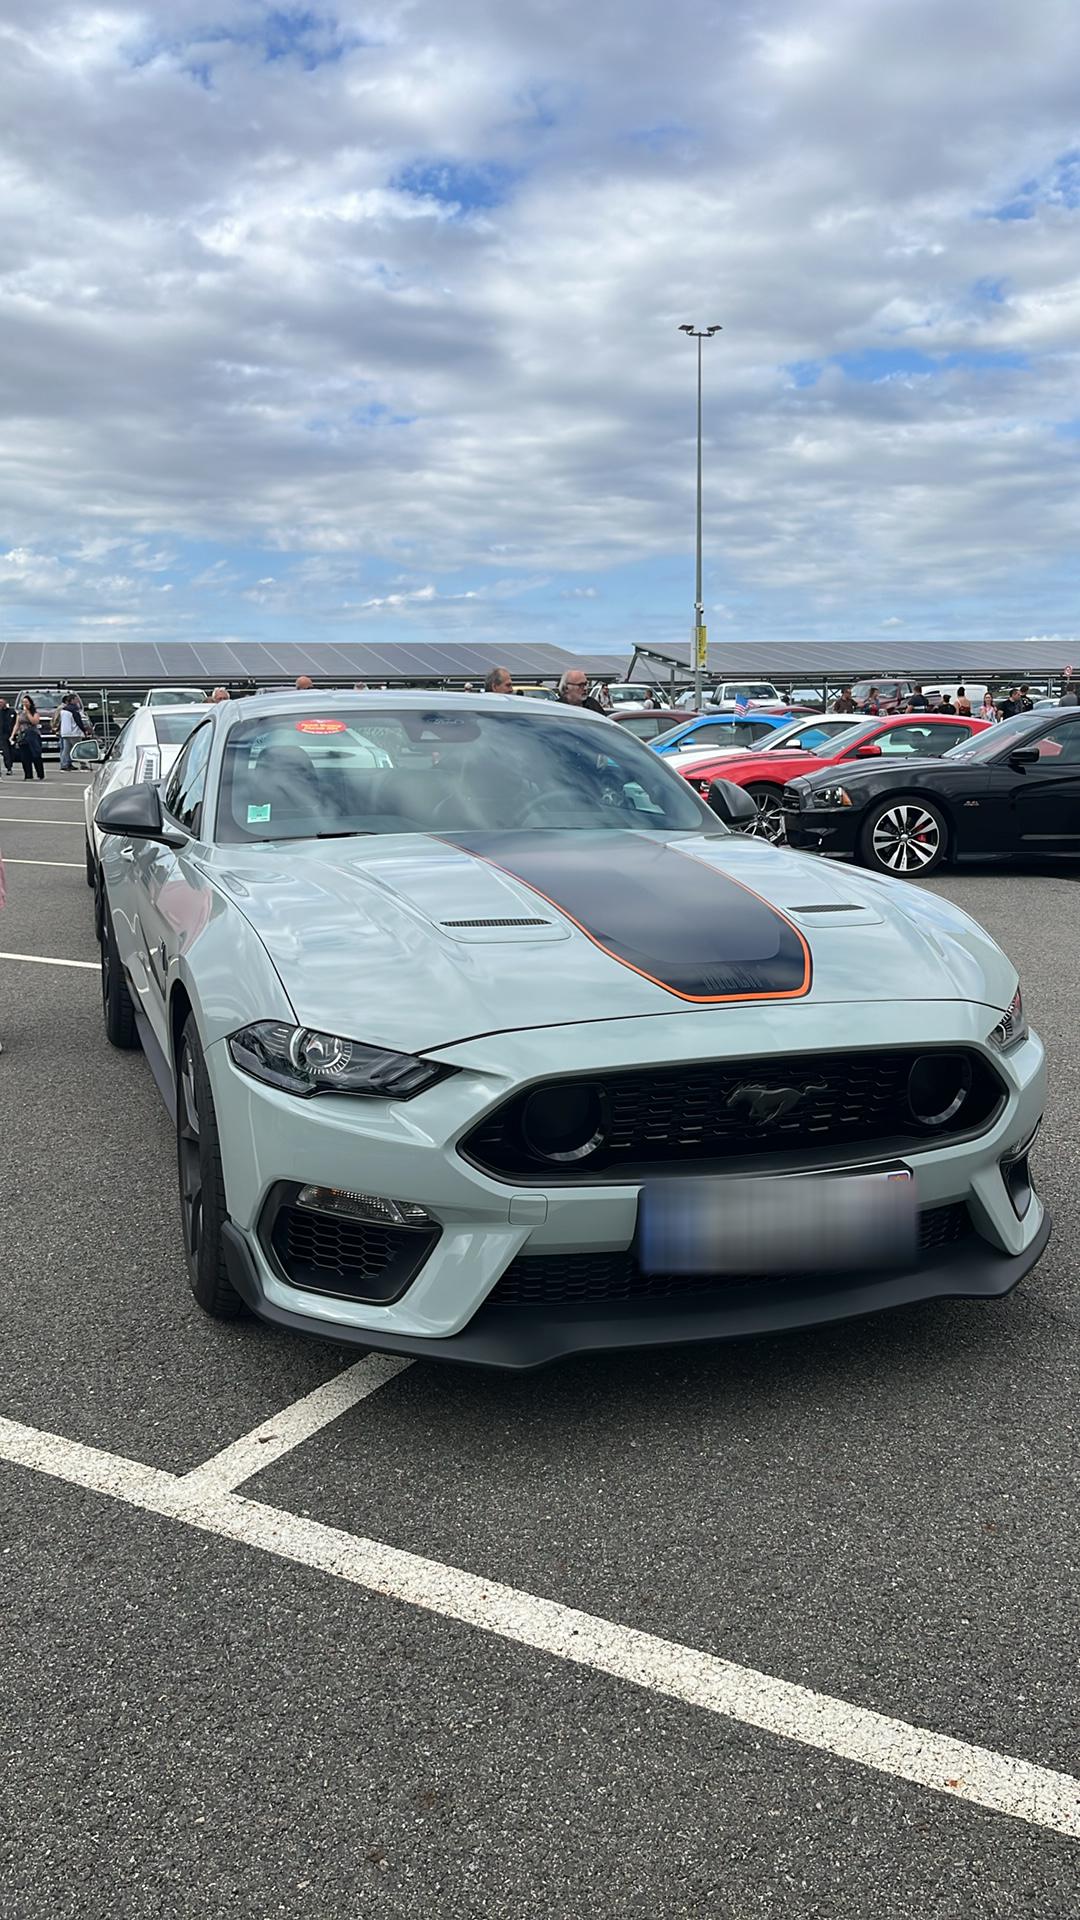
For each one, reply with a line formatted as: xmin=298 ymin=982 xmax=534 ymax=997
xmin=790 ymin=756 xmax=950 ymax=792
xmin=201 ymin=829 xmax=1016 ymax=1052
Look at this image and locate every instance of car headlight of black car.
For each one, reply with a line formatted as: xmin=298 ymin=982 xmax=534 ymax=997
xmin=228 ymin=1021 xmax=455 ymax=1099
xmin=810 ymin=783 xmax=854 ymax=809
xmin=988 ymin=986 xmax=1028 ymax=1053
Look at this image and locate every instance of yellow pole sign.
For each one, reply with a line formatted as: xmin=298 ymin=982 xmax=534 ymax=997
xmin=694 ymin=624 xmax=708 ymax=670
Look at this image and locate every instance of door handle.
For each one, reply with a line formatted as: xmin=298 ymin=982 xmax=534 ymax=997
xmin=119 ymin=843 xmax=135 ymax=862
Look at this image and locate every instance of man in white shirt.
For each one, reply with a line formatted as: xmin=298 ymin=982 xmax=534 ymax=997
xmin=58 ymin=693 xmax=86 ymax=771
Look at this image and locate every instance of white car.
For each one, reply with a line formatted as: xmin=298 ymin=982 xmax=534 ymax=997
xmin=76 ymin=703 xmax=212 ymax=889
xmin=91 ymin=690 xmax=1048 ymax=1369
xmin=605 ymin=683 xmax=672 ymax=708
xmin=142 ymin=686 xmax=209 ymax=707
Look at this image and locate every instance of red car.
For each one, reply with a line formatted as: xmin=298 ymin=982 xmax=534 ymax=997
xmin=677 ymin=713 xmax=990 ymax=841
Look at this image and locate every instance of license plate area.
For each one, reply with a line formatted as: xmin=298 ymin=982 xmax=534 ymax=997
xmin=637 ymin=1167 xmax=915 ymax=1277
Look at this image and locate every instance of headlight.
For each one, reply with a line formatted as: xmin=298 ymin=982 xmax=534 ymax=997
xmin=988 ymin=986 xmax=1028 ymax=1053
xmin=812 ymin=785 xmax=854 ymax=809
xmin=228 ymin=1021 xmax=455 ymax=1099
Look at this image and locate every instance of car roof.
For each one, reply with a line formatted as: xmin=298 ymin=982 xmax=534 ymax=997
xmin=212 ymin=688 xmax=604 ymax=724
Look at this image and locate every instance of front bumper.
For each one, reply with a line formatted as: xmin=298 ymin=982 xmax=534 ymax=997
xmin=223 ymin=1212 xmax=1051 ymax=1370
xmin=204 ymin=1009 xmax=1049 ymax=1369
xmin=784 ymin=800 xmax=863 ymax=857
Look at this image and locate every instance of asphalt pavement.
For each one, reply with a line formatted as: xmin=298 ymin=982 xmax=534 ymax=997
xmin=0 ymin=779 xmax=1077 ymax=1917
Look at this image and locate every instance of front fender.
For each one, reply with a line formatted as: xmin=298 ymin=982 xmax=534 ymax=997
xmin=163 ymin=876 xmax=296 ymax=1067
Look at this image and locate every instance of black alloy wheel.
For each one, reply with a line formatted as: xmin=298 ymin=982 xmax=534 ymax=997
xmin=861 ymin=797 xmax=948 ymax=877
xmin=100 ymin=902 xmax=139 ymax=1049
xmin=744 ymin=784 xmax=787 ymax=844
xmin=176 ymin=1016 xmax=244 ymax=1318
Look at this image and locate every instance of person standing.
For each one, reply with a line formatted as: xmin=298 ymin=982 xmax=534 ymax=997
xmin=954 ymin=686 xmax=971 ymax=715
xmin=978 ymin=691 xmax=998 ymax=722
xmin=1018 ymin=685 xmax=1034 ymax=712
xmin=864 ymin=686 xmax=882 ymax=716
xmin=57 ymin=693 xmax=86 ymax=769
xmin=14 ymin=696 xmax=45 ymax=780
xmin=0 ymin=698 xmax=14 ymax=775
xmin=937 ymin=692 xmax=955 ymax=713
xmin=556 ymin=669 xmax=606 ymax=713
xmin=485 ymin=666 xmax=515 ymax=694
xmin=1060 ymin=674 xmax=1079 ymax=707
xmin=999 ymin=686 xmax=1022 ymax=718
xmin=295 ymin=675 xmax=314 ymax=691
xmin=210 ymin=686 xmax=230 ymax=704
xmin=831 ymin=688 xmax=856 ymax=713
xmin=905 ymin=684 xmax=931 ymax=712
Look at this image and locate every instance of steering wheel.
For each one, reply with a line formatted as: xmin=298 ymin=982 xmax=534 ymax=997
xmin=517 ymin=788 xmax=583 ymax=827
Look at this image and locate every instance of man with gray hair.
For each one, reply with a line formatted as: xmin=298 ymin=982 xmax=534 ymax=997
xmin=485 ymin=666 xmax=514 ymax=694
xmin=557 ymin=668 xmax=605 ymax=714
xmin=210 ymin=687 xmax=230 ymax=703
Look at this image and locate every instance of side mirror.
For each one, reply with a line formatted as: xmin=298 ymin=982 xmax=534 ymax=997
xmin=95 ymin=781 xmax=187 ymax=848
xmin=854 ymin=743 xmax=882 ymax=757
xmin=706 ymin=778 xmax=759 ymax=828
xmin=1008 ymin=747 xmax=1040 ymax=768
xmin=70 ymin=739 xmax=103 ymax=764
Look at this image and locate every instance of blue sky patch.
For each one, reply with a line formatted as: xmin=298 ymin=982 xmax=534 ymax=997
xmin=394 ymin=160 xmax=519 ymax=212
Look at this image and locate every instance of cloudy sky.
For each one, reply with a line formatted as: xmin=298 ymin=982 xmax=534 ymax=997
xmin=2 ymin=0 xmax=1080 ymax=657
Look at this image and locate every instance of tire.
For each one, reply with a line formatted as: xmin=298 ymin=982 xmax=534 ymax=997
xmin=860 ymin=797 xmax=948 ymax=877
xmin=176 ymin=1016 xmax=244 ymax=1318
xmin=744 ymin=783 xmax=787 ymax=844
xmin=84 ymin=833 xmax=95 ymax=887
xmin=100 ymin=901 xmax=140 ymax=1049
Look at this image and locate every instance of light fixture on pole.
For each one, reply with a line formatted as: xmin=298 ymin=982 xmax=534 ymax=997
xmin=678 ymin=323 xmax=721 ymax=712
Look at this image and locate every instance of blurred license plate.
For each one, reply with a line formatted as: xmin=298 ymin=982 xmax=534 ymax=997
xmin=638 ymin=1169 xmax=915 ymax=1276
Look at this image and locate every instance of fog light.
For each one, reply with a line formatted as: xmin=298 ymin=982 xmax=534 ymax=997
xmin=296 ymin=1186 xmax=435 ymax=1229
xmin=521 ymin=1083 xmax=608 ymax=1163
xmin=907 ymin=1053 xmax=973 ymax=1129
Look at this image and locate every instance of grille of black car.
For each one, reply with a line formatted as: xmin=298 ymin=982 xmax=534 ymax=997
xmin=781 ymin=785 xmax=805 ymax=810
xmin=488 ymin=1203 xmax=972 ymax=1306
xmin=270 ymin=1201 xmax=439 ymax=1304
xmin=461 ymin=1050 xmax=1005 ymax=1181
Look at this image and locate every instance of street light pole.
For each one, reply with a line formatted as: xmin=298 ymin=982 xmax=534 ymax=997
xmin=679 ymin=323 xmax=721 ymax=711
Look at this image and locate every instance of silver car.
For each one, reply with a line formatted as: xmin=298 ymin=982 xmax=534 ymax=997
xmin=92 ymin=691 xmax=1048 ymax=1369
xmin=75 ymin=703 xmax=212 ymax=892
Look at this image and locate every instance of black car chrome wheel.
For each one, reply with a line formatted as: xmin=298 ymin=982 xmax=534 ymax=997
xmin=176 ymin=1017 xmax=244 ymax=1317
xmin=745 ymin=785 xmax=787 ymax=844
xmin=862 ymin=799 xmax=947 ymax=876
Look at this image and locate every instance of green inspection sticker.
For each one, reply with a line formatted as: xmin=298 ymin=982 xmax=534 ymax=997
xmin=247 ymin=803 xmax=272 ymax=823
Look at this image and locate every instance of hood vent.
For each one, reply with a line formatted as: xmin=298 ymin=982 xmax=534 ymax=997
xmin=441 ymin=916 xmax=551 ymax=929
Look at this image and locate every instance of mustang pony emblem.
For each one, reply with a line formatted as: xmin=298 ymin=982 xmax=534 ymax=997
xmin=727 ymin=1082 xmax=827 ymax=1125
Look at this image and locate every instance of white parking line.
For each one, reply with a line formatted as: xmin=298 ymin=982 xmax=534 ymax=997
xmin=0 ymin=815 xmax=82 ymax=826
xmin=3 ymin=858 xmax=84 ymax=868
xmin=0 ymin=1410 xmax=1077 ymax=1838
xmin=0 ymin=950 xmax=98 ymax=970
xmin=182 ymin=1354 xmax=413 ymax=1494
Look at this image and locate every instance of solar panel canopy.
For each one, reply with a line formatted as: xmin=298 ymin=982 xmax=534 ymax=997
xmin=0 ymin=634 xmax=1074 ymax=691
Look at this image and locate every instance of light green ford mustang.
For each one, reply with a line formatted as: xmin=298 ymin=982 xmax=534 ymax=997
xmin=94 ymin=691 xmax=1048 ymax=1369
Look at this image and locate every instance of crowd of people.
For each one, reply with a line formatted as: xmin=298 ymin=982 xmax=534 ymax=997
xmin=0 ymin=690 xmax=95 ymax=780
xmin=830 ymin=679 xmax=1076 ymax=721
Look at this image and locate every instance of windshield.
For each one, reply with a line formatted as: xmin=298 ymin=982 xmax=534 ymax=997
xmin=944 ymin=713 xmax=1053 ymax=762
xmin=152 ymin=710 xmax=211 ymax=746
xmin=758 ymin=716 xmax=854 ymax=752
xmin=217 ymin=705 xmax=712 ymax=844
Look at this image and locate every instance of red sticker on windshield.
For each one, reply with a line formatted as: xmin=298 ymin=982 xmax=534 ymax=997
xmin=295 ymin=719 xmax=347 ymax=733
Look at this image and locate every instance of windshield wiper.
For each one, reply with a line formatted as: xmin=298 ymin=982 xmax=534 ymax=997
xmin=315 ymin=828 xmax=376 ymax=839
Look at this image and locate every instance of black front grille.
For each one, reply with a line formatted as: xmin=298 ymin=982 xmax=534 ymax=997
xmin=462 ymin=1050 xmax=1004 ymax=1181
xmin=781 ymin=785 xmax=805 ymax=810
xmin=489 ymin=1203 xmax=972 ymax=1307
xmin=269 ymin=1200 xmax=439 ymax=1304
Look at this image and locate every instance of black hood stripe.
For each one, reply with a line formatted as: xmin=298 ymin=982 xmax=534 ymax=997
xmin=440 ymin=833 xmax=812 ymax=1004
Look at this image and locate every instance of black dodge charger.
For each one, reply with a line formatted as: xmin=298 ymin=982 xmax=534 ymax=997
xmin=784 ymin=708 xmax=1080 ymax=876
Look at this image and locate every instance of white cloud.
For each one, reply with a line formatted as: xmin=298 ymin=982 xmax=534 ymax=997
xmin=2 ymin=1 xmax=1080 ymax=643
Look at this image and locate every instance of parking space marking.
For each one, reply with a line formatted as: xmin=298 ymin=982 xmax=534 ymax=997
xmin=0 ymin=815 xmax=83 ymax=826
xmin=1 ymin=1411 xmax=1078 ymax=1839
xmin=3 ymin=858 xmax=84 ymax=868
xmin=182 ymin=1354 xmax=413 ymax=1494
xmin=0 ymin=950 xmax=98 ymax=970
